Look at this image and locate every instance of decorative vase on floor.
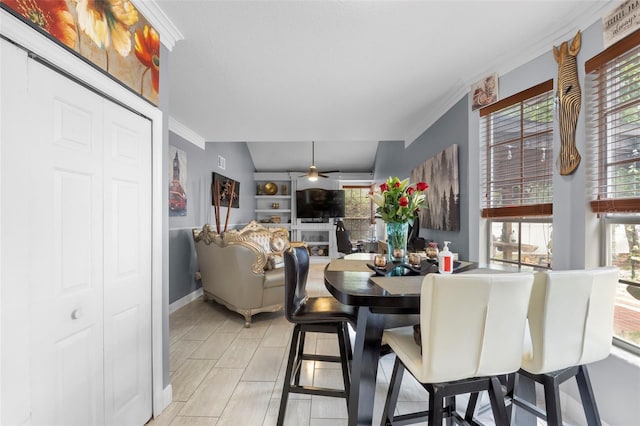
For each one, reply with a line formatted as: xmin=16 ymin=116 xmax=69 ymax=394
xmin=386 ymin=222 xmax=408 ymax=263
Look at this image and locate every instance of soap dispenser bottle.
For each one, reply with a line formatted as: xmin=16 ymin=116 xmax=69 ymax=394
xmin=438 ymin=241 xmax=453 ymax=274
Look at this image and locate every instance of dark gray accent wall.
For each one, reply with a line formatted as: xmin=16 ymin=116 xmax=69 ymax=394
xmin=373 ymin=96 xmax=470 ymax=260
xmin=168 ymin=134 xmax=257 ymax=305
xmin=169 ymin=228 xmax=200 ymax=303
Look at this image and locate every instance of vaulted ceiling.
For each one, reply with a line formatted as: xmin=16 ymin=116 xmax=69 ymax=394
xmin=155 ymin=0 xmax=617 ymax=173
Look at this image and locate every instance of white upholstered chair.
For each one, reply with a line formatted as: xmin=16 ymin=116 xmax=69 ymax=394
xmin=380 ymin=272 xmax=534 ymax=425
xmin=513 ymin=267 xmax=619 ymax=426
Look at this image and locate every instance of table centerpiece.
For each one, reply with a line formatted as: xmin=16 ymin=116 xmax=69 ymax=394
xmin=369 ymin=176 xmax=428 ymax=262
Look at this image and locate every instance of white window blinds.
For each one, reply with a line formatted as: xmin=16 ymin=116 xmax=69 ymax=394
xmin=480 ymin=80 xmax=554 ymax=218
xmin=586 ymin=30 xmax=640 ymax=214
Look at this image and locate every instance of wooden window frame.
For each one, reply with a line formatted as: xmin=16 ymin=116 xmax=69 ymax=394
xmin=480 ymin=80 xmax=554 ymax=218
xmin=586 ymin=29 xmax=640 ymax=214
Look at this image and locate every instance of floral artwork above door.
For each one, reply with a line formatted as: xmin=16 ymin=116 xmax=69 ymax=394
xmin=0 ymin=0 xmax=160 ymax=104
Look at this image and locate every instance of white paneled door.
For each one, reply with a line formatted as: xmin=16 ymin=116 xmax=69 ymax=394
xmin=4 ymin=41 xmax=152 ymax=425
xmin=102 ymin=90 xmax=152 ymax=426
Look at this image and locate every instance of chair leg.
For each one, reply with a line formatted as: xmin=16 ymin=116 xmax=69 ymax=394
xmin=502 ymin=373 xmax=516 ymax=423
xmin=277 ymin=325 xmax=301 ymax=426
xmin=576 ymin=365 xmax=602 ymax=426
xmin=336 ymin=322 xmax=351 ymax=401
xmin=429 ymin=386 xmax=444 ymax=426
xmin=542 ymin=374 xmax=563 ymax=426
xmin=487 ymin=376 xmax=510 ymax=426
xmin=293 ymin=328 xmax=306 ymax=385
xmin=380 ymin=356 xmax=405 ymax=426
xmin=465 ymin=392 xmax=480 ymax=422
xmin=444 ymin=396 xmax=456 ymax=426
xmin=343 ymin=322 xmax=353 ymax=362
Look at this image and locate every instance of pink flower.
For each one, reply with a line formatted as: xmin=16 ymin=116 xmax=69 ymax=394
xmin=407 ymin=187 xmax=416 ymax=195
xmin=393 ymin=181 xmax=401 ymax=188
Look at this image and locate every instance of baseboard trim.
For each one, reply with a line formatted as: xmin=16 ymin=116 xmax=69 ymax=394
xmin=169 ymin=288 xmax=203 ymax=314
xmin=160 ymin=384 xmax=172 ymax=415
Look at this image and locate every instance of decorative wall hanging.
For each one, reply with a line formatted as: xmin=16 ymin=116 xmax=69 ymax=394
xmin=0 ymin=0 xmax=160 ymax=104
xmin=211 ymin=172 xmax=239 ymax=234
xmin=602 ymin=0 xmax=640 ymax=48
xmin=212 ymin=173 xmax=239 ymax=209
xmin=553 ymin=30 xmax=582 ymax=176
xmin=410 ymin=144 xmax=460 ymax=231
xmin=471 ymin=73 xmax=499 ymax=111
xmin=169 ymin=146 xmax=187 ymax=216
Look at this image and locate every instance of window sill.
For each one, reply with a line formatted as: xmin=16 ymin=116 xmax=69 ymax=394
xmin=611 ymin=341 xmax=640 ymax=366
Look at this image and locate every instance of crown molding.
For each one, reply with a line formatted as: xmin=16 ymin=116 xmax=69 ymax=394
xmin=404 ymin=83 xmax=468 ymax=147
xmin=131 ymin=0 xmax=184 ymax=51
xmin=404 ymin=0 xmax=617 ymax=147
xmin=169 ymin=117 xmax=206 ymax=150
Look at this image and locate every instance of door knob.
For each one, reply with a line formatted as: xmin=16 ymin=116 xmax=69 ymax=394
xmin=71 ymin=308 xmax=83 ymax=320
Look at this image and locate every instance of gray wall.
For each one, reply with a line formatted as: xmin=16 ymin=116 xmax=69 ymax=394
xmin=373 ymin=96 xmax=470 ymax=261
xmin=463 ymin=20 xmax=637 ymax=426
xmin=373 ymin=20 xmax=638 ymax=425
xmin=168 ymin=134 xmax=257 ymax=304
xmin=466 ymin=22 xmax=603 ymax=272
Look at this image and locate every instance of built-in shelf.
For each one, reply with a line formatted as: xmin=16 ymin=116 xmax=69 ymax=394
xmin=295 ymin=222 xmax=337 ymax=260
xmin=255 ymin=195 xmax=290 ymax=199
xmin=255 ymin=209 xmax=292 ymax=213
xmin=259 ymin=223 xmax=291 ymax=229
xmin=254 ymin=173 xmax=293 ymax=235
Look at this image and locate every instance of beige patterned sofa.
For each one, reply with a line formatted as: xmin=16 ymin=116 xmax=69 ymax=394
xmin=192 ymin=221 xmax=290 ymax=327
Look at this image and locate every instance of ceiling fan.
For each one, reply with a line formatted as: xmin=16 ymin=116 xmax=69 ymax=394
xmin=299 ymin=141 xmax=339 ymax=181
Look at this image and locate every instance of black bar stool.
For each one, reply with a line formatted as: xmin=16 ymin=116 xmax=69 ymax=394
xmin=277 ymin=245 xmax=357 ymax=426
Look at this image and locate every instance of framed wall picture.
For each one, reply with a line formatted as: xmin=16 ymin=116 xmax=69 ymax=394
xmin=169 ymin=146 xmax=187 ymax=216
xmin=211 ymin=172 xmax=239 ymax=208
xmin=411 ymin=144 xmax=460 ymax=231
xmin=471 ymin=73 xmax=499 ymax=111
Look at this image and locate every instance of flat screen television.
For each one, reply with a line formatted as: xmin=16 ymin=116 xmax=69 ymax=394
xmin=296 ymin=188 xmax=345 ymax=219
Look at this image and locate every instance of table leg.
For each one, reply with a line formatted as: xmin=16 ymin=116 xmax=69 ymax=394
xmin=348 ymin=307 xmax=384 ymax=426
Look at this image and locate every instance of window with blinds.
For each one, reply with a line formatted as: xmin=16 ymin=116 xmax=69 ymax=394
xmin=480 ymin=80 xmax=554 ymax=218
xmin=586 ymin=30 xmax=640 ymax=213
xmin=342 ymin=185 xmax=374 ymax=240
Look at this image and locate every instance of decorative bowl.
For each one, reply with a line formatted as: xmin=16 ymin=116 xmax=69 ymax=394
xmin=264 ymin=182 xmax=278 ymax=195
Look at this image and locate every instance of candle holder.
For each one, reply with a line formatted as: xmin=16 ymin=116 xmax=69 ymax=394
xmin=426 ymin=242 xmax=439 ymax=260
xmin=408 ymin=252 xmax=421 ymax=267
xmin=374 ymin=254 xmax=387 ymax=267
xmin=391 ymin=247 xmax=405 ymax=263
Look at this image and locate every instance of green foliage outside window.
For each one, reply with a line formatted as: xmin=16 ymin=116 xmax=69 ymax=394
xmin=343 ymin=187 xmax=372 ymax=241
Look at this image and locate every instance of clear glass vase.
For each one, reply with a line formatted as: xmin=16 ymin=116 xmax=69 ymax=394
xmin=386 ymin=222 xmax=409 ymax=263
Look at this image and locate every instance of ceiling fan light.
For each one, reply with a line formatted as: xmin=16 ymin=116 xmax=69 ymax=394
xmin=308 ymin=165 xmax=319 ymax=181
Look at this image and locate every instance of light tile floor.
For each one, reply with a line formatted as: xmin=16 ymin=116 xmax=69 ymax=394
xmin=149 ymin=262 xmax=506 ymax=426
